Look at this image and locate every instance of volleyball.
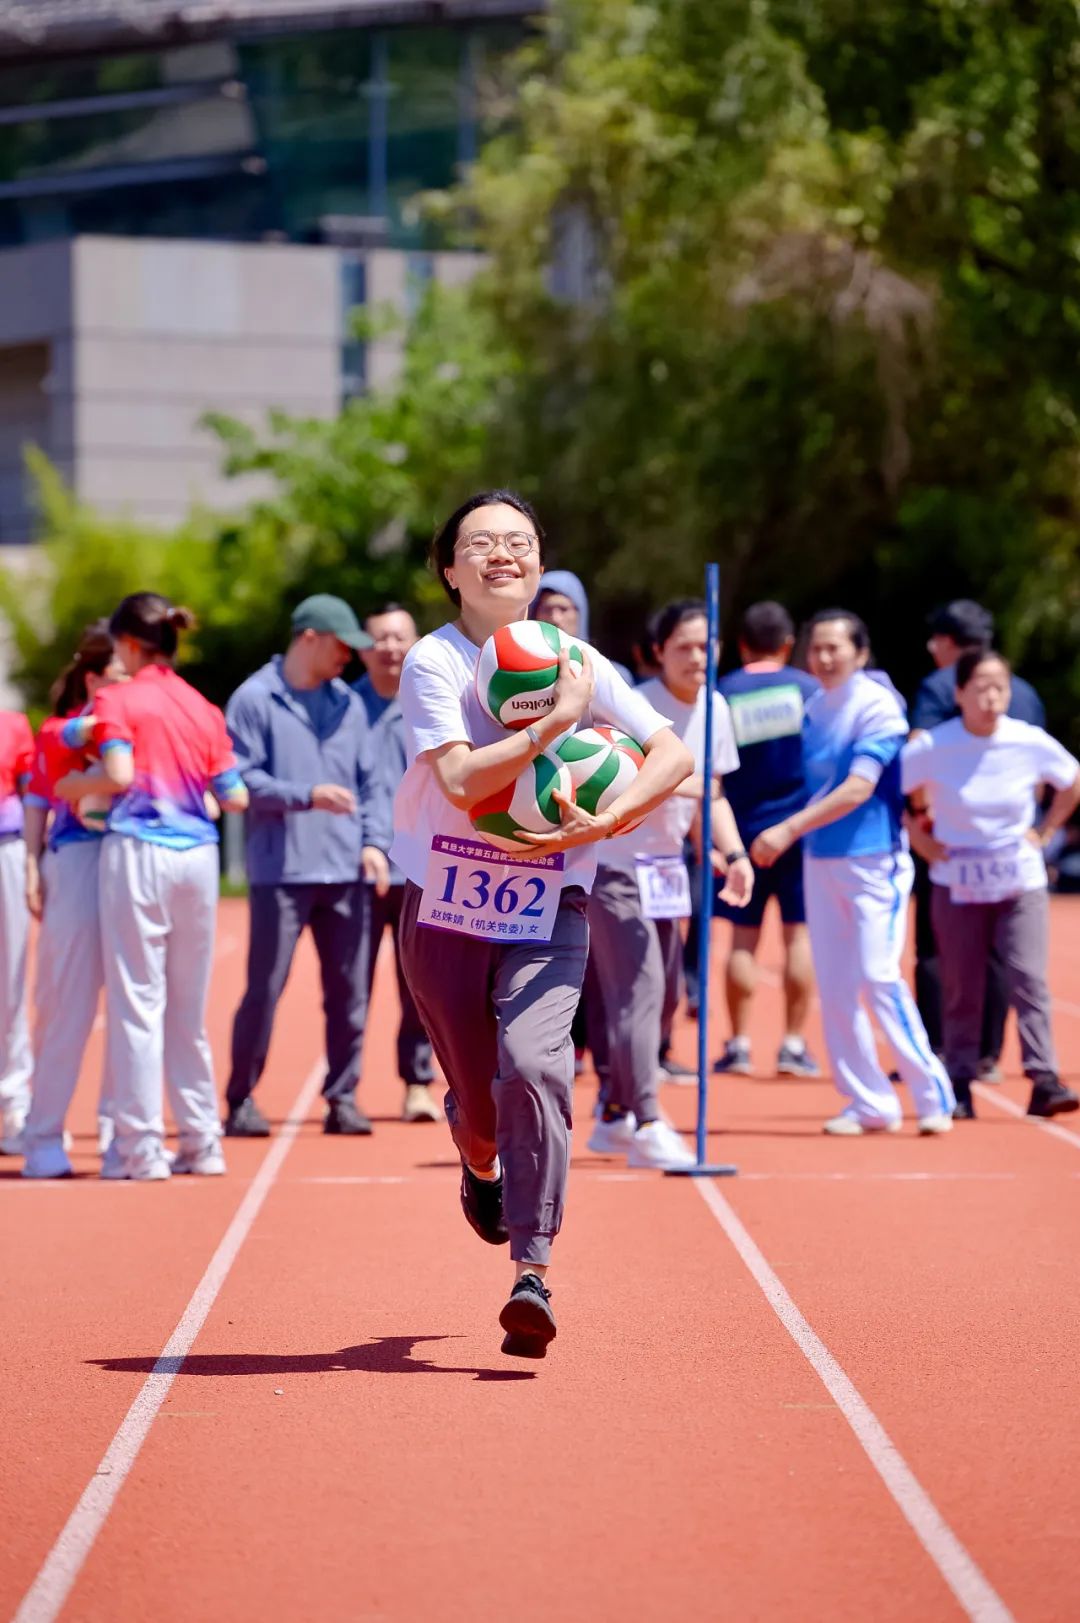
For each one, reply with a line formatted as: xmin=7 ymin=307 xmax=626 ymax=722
xmin=556 ymin=725 xmax=645 ymax=827
xmin=475 ymin=621 xmax=585 ymax=731
xmin=469 ymin=752 xmax=573 ymax=852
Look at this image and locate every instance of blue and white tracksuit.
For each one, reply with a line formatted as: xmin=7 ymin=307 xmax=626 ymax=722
xmin=802 ymin=673 xmax=954 ymax=1125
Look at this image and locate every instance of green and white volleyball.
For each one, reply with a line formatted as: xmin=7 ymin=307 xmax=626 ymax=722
xmin=475 ymin=621 xmax=585 ymax=731
xmin=555 ymin=726 xmax=645 ymax=818
xmin=469 ymin=752 xmax=573 ymax=853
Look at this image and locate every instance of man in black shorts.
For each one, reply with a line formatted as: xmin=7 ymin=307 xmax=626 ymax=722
xmin=713 ymin=603 xmax=821 ymax=1077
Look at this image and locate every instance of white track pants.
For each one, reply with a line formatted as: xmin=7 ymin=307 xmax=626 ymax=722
xmin=804 ymin=850 xmax=954 ymax=1124
xmin=100 ymin=836 xmax=221 ymax=1166
xmin=25 ymin=841 xmax=107 ymax=1154
xmin=0 ymin=836 xmax=31 ymax=1114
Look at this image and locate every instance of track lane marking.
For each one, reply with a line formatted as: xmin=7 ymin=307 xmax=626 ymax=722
xmin=11 ymin=1058 xmax=325 ymax=1623
xmin=972 ymin=1084 xmax=1080 ymax=1149
xmin=692 ymin=1179 xmax=1015 ymax=1623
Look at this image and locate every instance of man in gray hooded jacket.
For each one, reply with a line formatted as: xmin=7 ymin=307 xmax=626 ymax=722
xmin=223 ymin=596 xmax=392 ymax=1138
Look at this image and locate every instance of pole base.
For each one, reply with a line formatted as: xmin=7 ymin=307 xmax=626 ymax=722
xmin=663 ymin=1164 xmax=738 ymax=1178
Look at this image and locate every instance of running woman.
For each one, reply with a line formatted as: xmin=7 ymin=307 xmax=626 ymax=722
xmin=63 ymin=594 xmax=248 ymax=1180
xmin=393 ymin=491 xmax=691 ymax=1356
xmin=751 ymin=610 xmax=954 ymax=1136
xmin=0 ymin=704 xmax=34 ymax=1154
xmin=22 ymin=624 xmax=126 ymax=1178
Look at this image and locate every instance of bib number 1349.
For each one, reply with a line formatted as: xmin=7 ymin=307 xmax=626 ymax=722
xmin=418 ymin=834 xmax=565 ymax=942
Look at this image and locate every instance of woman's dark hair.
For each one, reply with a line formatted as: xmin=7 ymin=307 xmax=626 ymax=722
xmin=805 ymin=607 xmax=871 ymax=653
xmin=109 ymin=592 xmax=197 ymax=659
xmin=956 ymin=647 xmax=1011 ymax=690
xmin=652 ymin=598 xmax=707 ymax=652
xmin=50 ymin=621 xmax=115 ymax=716
xmin=429 ymin=490 xmax=544 ymax=607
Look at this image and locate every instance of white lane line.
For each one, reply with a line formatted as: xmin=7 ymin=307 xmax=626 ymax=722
xmin=738 ymin=1170 xmax=1016 ymax=1182
xmin=298 ymin=1175 xmax=408 ymax=1185
xmin=972 ymin=1084 xmax=1080 ymax=1150
xmin=692 ymin=1180 xmax=1015 ymax=1623
xmin=11 ymin=1058 xmax=325 ymax=1623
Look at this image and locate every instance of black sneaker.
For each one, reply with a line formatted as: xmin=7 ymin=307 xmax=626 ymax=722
xmin=460 ymin=1164 xmax=509 ymax=1245
xmin=323 ymin=1098 xmax=373 ymax=1135
xmin=499 ymin=1273 xmax=556 ymax=1358
xmin=1027 ymin=1080 xmax=1080 ymax=1118
xmin=223 ymin=1097 xmax=271 ymax=1137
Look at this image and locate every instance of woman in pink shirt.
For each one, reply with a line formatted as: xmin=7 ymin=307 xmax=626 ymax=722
xmin=22 ymin=623 xmax=125 ymax=1177
xmin=63 ymin=593 xmax=248 ymax=1180
xmin=0 ymin=704 xmax=33 ymax=1154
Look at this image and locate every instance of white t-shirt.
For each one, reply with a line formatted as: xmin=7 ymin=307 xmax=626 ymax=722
xmin=599 ymin=680 xmax=739 ymax=875
xmin=901 ymin=716 xmax=1079 ymax=891
xmin=391 ymin=623 xmax=673 ymax=893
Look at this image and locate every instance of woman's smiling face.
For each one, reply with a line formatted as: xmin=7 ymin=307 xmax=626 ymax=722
xmin=443 ymin=502 xmax=543 ymax=616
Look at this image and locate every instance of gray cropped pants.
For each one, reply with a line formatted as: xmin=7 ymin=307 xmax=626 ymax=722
xmin=930 ymin=883 xmax=1058 ymax=1085
xmin=586 ymin=864 xmax=682 ymax=1123
xmin=398 ymin=881 xmax=588 ymax=1265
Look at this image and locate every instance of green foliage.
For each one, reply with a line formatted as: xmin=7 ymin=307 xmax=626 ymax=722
xmin=431 ymin=0 xmax=1080 ymax=735
xmin=0 ymin=451 xmax=309 ymax=710
xmin=7 ymin=0 xmax=1080 ymax=741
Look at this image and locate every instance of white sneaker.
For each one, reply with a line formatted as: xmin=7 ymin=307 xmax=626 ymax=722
xmin=587 ymin=1111 xmax=637 ymax=1154
xmin=22 ymin=1141 xmax=74 ymax=1179
xmin=823 ymin=1107 xmax=902 ymax=1137
xmin=100 ymin=1148 xmax=171 ymax=1181
xmin=402 ymin=1084 xmax=442 ymax=1123
xmin=626 ymin=1120 xmax=696 ymax=1169
xmin=917 ymin=1113 xmax=953 ymax=1136
xmin=0 ymin=1104 xmax=26 ymax=1155
xmin=169 ymin=1143 xmax=227 ymax=1176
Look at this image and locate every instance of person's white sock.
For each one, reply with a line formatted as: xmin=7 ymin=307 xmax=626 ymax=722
xmin=729 ymin=1036 xmax=750 ymax=1055
xmin=468 ymin=1156 xmax=500 ymax=1182
xmin=781 ymin=1034 xmax=805 ymax=1053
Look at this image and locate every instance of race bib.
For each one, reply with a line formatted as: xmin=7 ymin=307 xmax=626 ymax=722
xmin=943 ymin=842 xmax=1030 ymax=905
xmin=417 ymin=834 xmax=564 ymax=943
xmin=635 ymin=854 xmax=692 ymax=920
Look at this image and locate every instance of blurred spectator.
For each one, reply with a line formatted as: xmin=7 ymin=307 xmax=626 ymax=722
xmin=903 ymin=649 xmax=1080 ymax=1120
xmin=354 ymin=605 xmax=439 ymax=1123
xmin=751 ymin=610 xmax=954 ymax=1136
xmin=587 ymin=597 xmax=752 ymax=1167
xmin=224 ymin=596 xmax=390 ymax=1139
xmin=910 ymin=600 xmax=1046 ymax=1081
xmin=714 ymin=602 xmax=820 ymax=1078
xmin=0 ymin=706 xmax=34 ymax=1154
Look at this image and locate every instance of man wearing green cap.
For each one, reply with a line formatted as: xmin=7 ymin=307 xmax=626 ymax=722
xmin=222 ymin=595 xmax=392 ymax=1137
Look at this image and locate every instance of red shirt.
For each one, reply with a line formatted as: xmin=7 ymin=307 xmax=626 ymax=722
xmin=0 ymin=710 xmax=34 ymax=837
xmin=26 ymin=712 xmax=97 ymax=850
xmin=92 ymin=666 xmax=237 ymax=849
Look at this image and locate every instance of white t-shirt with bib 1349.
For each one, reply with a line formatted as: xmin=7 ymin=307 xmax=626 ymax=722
xmin=901 ymin=716 xmax=1079 ymax=895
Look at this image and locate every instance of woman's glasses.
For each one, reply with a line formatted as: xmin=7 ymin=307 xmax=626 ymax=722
xmin=455 ymin=530 xmax=538 ymax=558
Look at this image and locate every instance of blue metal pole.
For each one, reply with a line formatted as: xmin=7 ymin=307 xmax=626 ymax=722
xmin=696 ymin=562 xmax=720 ymax=1165
xmin=665 ymin=562 xmax=737 ymax=1179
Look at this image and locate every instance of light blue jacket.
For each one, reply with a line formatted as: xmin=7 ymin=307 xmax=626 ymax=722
xmin=227 ymin=657 xmax=390 ymax=886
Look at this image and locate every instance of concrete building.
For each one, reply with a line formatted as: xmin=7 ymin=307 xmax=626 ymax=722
xmin=0 ymin=0 xmax=535 ymax=539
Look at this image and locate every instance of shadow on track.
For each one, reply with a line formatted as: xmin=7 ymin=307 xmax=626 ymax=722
xmin=88 ymin=1335 xmax=535 ymax=1383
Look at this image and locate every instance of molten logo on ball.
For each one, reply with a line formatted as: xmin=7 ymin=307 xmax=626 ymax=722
xmin=476 ymin=621 xmax=585 ymax=731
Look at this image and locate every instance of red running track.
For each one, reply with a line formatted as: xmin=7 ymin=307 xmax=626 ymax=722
xmin=2 ymin=897 xmax=1080 ymax=1622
